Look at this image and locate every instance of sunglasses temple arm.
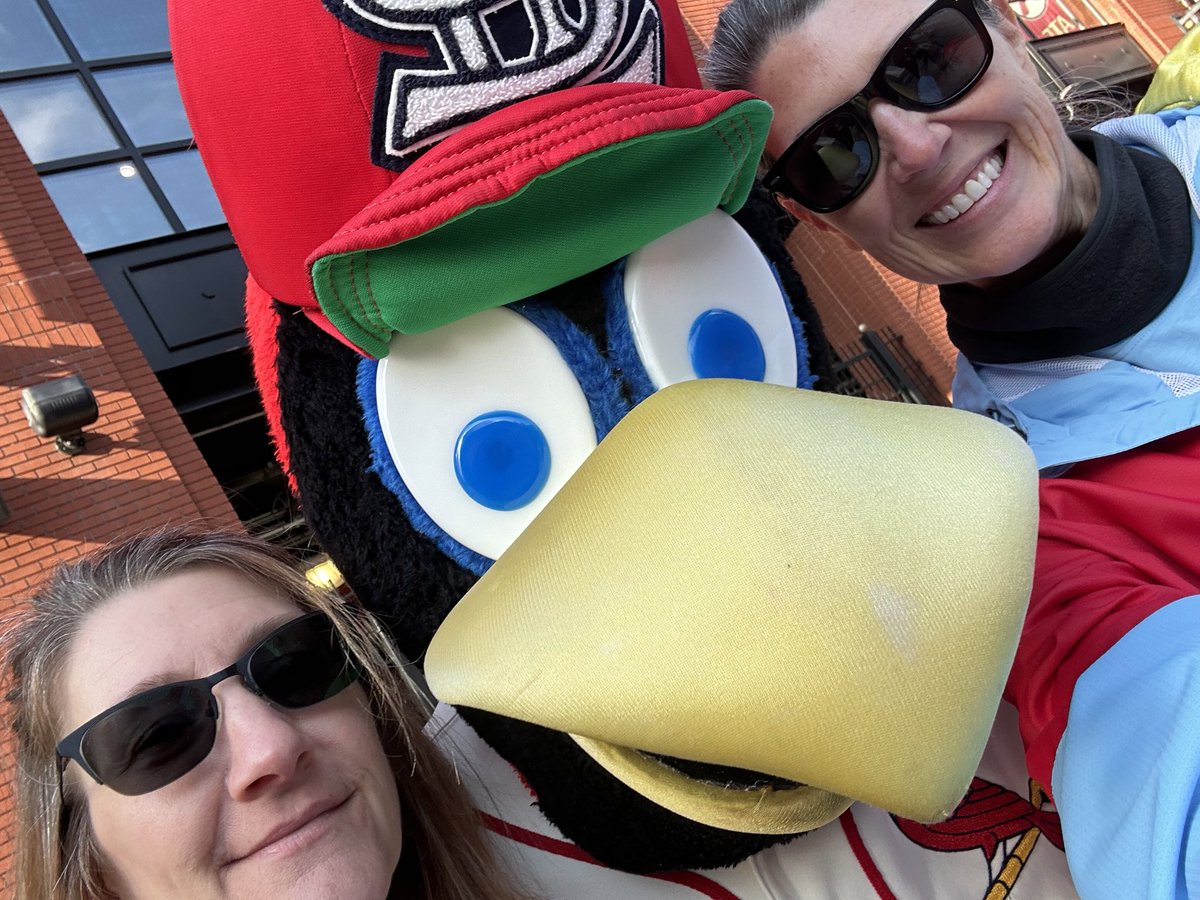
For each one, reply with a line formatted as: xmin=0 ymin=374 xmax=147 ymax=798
xmin=56 ymin=758 xmax=68 ymax=840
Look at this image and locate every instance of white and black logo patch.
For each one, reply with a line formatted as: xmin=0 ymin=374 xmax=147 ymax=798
xmin=323 ymin=0 xmax=664 ymax=171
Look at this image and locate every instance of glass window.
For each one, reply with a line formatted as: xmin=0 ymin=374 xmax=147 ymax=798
xmin=42 ymin=161 xmax=172 ymax=252
xmin=145 ymin=150 xmax=226 ymax=229
xmin=46 ymin=0 xmax=169 ymax=61
xmin=95 ymin=63 xmax=191 ymax=146
xmin=0 ymin=0 xmax=69 ymax=73
xmin=0 ymin=75 xmax=118 ymax=164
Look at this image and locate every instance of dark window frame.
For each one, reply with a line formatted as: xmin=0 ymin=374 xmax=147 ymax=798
xmin=0 ymin=0 xmax=225 ymax=247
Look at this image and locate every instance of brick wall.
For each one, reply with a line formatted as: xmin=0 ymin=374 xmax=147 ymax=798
xmin=786 ymin=226 xmax=957 ymax=395
xmin=1090 ymin=0 xmax=1185 ymax=58
xmin=0 ymin=111 xmax=239 ymax=891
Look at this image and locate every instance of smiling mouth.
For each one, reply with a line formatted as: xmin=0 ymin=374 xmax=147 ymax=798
xmin=227 ymin=795 xmax=350 ymax=866
xmin=920 ymin=144 xmax=1007 ymax=226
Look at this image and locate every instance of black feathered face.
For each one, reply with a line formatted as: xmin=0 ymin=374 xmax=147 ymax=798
xmin=272 ymin=193 xmax=836 ymax=872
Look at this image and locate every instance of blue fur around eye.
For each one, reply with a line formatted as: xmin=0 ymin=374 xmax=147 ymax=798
xmin=454 ymin=411 xmax=551 ymax=511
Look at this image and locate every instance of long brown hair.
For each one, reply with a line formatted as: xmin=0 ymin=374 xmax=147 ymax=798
xmin=3 ymin=527 xmax=536 ymax=900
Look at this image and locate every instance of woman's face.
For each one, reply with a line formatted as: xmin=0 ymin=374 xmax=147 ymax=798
xmin=60 ymin=568 xmax=404 ymax=899
xmin=751 ymin=0 xmax=1100 ymax=286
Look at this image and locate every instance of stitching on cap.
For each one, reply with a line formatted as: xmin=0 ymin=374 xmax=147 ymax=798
xmin=335 ymin=103 xmax=754 ymax=240
xmin=324 ymin=255 xmax=386 ymax=343
xmin=364 ymin=85 xmax=683 ymax=195
xmin=349 ymin=92 xmax=739 ymax=221
xmin=346 ymin=254 xmax=377 ymax=334
xmin=361 ymin=253 xmax=388 ymax=332
xmin=352 ymin=91 xmax=690 ymax=217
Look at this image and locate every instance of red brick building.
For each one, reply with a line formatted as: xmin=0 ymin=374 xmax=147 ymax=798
xmin=0 ymin=109 xmax=238 ymax=887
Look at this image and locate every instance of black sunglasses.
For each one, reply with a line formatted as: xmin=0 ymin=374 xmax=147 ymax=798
xmin=763 ymin=0 xmax=994 ymax=213
xmin=57 ymin=611 xmax=358 ymax=796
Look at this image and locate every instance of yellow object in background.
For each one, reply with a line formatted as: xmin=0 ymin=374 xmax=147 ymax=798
xmin=1136 ymin=26 xmax=1200 ymax=113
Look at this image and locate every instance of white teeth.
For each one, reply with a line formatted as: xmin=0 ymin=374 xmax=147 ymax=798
xmin=964 ymin=180 xmax=987 ymax=202
xmin=921 ymin=153 xmax=1004 ymax=225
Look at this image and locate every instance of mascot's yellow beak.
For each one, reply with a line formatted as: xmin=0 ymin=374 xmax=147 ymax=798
xmin=425 ymin=380 xmax=1038 ymax=834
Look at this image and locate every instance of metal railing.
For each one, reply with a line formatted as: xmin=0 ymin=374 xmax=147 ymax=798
xmin=829 ymin=327 xmax=950 ymax=406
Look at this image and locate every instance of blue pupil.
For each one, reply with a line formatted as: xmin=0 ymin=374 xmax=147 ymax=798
xmin=688 ymin=309 xmax=766 ymax=382
xmin=454 ymin=411 xmax=551 ymax=511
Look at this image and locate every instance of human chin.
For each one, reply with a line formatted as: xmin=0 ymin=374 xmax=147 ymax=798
xmin=883 ymin=198 xmax=1066 ymax=285
xmin=955 ymin=200 xmax=1073 ymax=286
xmin=224 ymin=806 xmax=401 ymax=900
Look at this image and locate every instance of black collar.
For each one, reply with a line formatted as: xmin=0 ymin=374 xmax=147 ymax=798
xmin=939 ymin=131 xmax=1193 ymax=364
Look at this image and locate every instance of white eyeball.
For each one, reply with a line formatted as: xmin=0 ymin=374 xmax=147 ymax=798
xmin=374 ymin=307 xmax=598 ymax=562
xmin=622 ymin=210 xmax=800 ymax=390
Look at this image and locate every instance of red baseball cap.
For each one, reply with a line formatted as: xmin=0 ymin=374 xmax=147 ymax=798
xmin=171 ymin=0 xmax=769 ymax=355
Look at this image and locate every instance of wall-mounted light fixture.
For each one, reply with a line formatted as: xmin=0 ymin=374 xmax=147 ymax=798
xmin=19 ymin=375 xmax=99 ymax=456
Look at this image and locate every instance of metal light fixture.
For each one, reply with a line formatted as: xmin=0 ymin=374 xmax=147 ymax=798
xmin=19 ymin=374 xmax=99 ymax=456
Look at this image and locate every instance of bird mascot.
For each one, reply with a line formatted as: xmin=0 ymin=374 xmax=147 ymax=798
xmin=169 ymin=0 xmax=1078 ymax=895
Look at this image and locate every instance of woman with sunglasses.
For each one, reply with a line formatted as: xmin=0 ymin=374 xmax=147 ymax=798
xmin=2 ymin=538 xmax=1079 ymax=899
xmin=3 ymin=527 xmax=535 ymax=900
xmin=707 ymin=2 xmax=1200 ymax=898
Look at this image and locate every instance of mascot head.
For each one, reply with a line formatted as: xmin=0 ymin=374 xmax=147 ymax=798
xmin=171 ymin=0 xmax=1037 ymax=873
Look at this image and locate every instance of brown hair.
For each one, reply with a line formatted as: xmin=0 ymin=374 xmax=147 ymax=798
xmin=3 ymin=527 xmax=536 ymax=900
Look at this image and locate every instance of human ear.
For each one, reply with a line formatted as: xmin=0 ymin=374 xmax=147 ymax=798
xmin=988 ymin=0 xmax=1019 ymax=25
xmin=776 ymin=196 xmax=863 ymax=252
xmin=816 ymin=220 xmax=864 ymax=253
xmin=986 ymin=0 xmax=1028 ymax=48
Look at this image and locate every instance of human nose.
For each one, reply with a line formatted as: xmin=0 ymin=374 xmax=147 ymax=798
xmin=215 ymin=680 xmax=308 ymax=800
xmin=869 ymin=101 xmax=950 ymax=184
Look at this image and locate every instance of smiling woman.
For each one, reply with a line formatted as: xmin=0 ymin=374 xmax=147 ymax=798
xmin=707 ymin=4 xmax=1200 ymax=898
xmin=2 ymin=528 xmax=536 ymax=900
xmin=707 ymin=0 xmax=1103 ymax=288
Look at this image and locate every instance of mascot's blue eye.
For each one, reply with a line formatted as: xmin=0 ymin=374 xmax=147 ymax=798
xmin=687 ymin=309 xmax=766 ymax=382
xmin=454 ymin=411 xmax=551 ymax=511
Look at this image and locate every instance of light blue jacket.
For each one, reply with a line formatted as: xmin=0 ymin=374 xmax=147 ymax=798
xmin=951 ymin=106 xmax=1200 ymax=474
xmin=952 ymin=104 xmax=1200 ymax=900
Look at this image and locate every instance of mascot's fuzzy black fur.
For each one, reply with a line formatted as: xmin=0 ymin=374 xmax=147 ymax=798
xmin=171 ymin=0 xmax=846 ymax=874
xmin=270 ymin=192 xmax=835 ymax=871
xmin=170 ymin=0 xmax=1074 ymax=891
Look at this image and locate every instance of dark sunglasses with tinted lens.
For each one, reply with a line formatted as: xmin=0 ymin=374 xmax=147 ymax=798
xmin=57 ymin=611 xmax=358 ymax=796
xmin=763 ymin=0 xmax=993 ymax=213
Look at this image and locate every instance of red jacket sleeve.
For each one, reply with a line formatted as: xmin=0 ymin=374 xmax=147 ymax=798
xmin=1005 ymin=427 xmax=1200 ymax=790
